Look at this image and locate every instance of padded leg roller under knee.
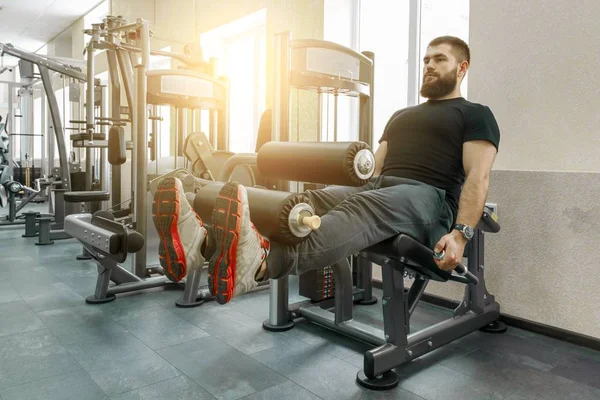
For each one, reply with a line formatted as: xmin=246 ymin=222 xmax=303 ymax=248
xmin=356 ymin=370 xmax=399 ymax=391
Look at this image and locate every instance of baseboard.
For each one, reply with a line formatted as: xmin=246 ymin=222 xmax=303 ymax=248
xmin=371 ymin=280 xmax=600 ymax=351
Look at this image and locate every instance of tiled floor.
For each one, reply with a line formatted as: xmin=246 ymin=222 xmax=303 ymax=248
xmin=1 ymin=205 xmax=599 ymax=399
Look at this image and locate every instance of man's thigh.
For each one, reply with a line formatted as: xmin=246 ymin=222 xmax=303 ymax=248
xmin=347 ymin=180 xmax=450 ymax=247
xmin=303 ymin=178 xmax=377 ymax=216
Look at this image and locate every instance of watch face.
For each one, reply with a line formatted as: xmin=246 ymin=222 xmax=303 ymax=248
xmin=465 ymin=226 xmax=474 ymax=239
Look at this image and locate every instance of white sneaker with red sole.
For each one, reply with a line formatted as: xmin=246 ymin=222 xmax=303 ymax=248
xmin=208 ymin=182 xmax=270 ymax=304
xmin=152 ymin=177 xmax=206 ymax=282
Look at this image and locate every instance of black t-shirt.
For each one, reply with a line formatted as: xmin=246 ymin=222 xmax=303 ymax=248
xmin=378 ymin=97 xmax=500 ymax=218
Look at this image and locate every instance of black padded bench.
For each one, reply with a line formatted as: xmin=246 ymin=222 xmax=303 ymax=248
xmin=64 ymin=191 xmax=110 ymax=204
xmin=69 ymin=133 xmax=107 ymax=141
xmin=362 ymin=208 xmax=499 ymax=282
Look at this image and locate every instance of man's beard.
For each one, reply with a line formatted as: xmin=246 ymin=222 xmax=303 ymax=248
xmin=420 ymin=71 xmax=457 ymax=99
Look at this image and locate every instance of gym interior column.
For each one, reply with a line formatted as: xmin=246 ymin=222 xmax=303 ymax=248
xmin=133 ymin=20 xmax=149 ymax=277
xmin=99 ymin=84 xmax=108 ymax=208
xmin=273 ymin=31 xmax=291 ymax=192
xmin=177 ymin=107 xmax=186 ymax=158
xmin=85 ymin=25 xmax=99 ymax=191
xmin=106 ymin=17 xmax=122 ymax=210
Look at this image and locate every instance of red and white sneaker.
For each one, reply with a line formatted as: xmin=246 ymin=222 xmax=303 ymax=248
xmin=208 ymin=182 xmax=270 ymax=304
xmin=152 ymin=177 xmax=207 ymax=282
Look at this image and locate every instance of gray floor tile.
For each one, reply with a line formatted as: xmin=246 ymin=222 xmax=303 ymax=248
xmin=251 ymin=340 xmax=415 ymax=400
xmin=283 ymin=319 xmax=373 ymax=360
xmin=444 ymin=348 xmax=600 ymax=400
xmin=551 ymin=350 xmax=600 ymax=389
xmin=19 ymin=282 xmax=86 ymax=312
xmin=110 ymin=375 xmax=215 ymax=400
xmin=36 ymin=305 xmax=128 ymax=345
xmin=3 ymin=265 xmax=64 ymax=293
xmin=62 ymin=332 xmax=157 ymax=371
xmin=240 ymin=381 xmax=321 ymax=400
xmin=0 ymin=300 xmax=45 ymax=337
xmin=86 ymin=353 xmax=181 ymax=397
xmin=468 ymin=327 xmax=575 ymax=371
xmin=227 ymin=288 xmax=272 ymax=322
xmin=0 ymin=370 xmax=108 ymax=400
xmin=112 ymin=306 xmax=210 ymax=350
xmin=0 ymin=329 xmax=81 ymax=390
xmin=146 ymin=287 xmax=188 ymax=308
xmin=179 ymin=306 xmax=295 ymax=355
xmin=396 ymin=362 xmax=509 ymax=400
xmin=99 ymin=292 xmax=167 ymax=313
xmin=0 ymin=281 xmax=21 ymax=304
xmin=60 ymin=276 xmax=99 ymax=298
xmin=158 ymin=336 xmax=287 ymax=400
xmin=43 ymin=258 xmax=96 ymax=275
xmin=104 ymin=304 xmax=168 ymax=322
xmin=514 ymin=329 xmax=600 ymax=362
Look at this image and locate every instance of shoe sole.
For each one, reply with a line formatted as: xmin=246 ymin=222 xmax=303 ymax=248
xmin=152 ymin=177 xmax=186 ymax=282
xmin=208 ymin=182 xmax=242 ymax=304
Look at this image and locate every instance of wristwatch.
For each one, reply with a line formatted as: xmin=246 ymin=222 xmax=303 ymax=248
xmin=453 ymin=224 xmax=474 ymax=241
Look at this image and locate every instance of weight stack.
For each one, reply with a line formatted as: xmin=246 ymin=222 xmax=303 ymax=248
xmin=299 ymin=256 xmax=360 ymax=302
xmin=299 ymin=266 xmax=336 ymax=302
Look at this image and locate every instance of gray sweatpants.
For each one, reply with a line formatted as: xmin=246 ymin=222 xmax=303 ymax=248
xmin=268 ymin=175 xmax=455 ymax=279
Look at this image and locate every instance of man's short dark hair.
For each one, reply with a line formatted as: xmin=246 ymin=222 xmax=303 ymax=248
xmin=428 ymin=36 xmax=470 ymax=64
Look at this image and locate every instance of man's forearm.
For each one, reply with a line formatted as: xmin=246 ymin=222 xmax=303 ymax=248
xmin=455 ymin=176 xmax=490 ymax=229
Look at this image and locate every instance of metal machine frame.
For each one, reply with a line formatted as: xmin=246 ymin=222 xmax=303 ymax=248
xmin=265 ymin=209 xmax=503 ymax=390
xmin=82 ymin=16 xmax=230 ymax=277
xmin=0 ymin=43 xmax=87 ymax=192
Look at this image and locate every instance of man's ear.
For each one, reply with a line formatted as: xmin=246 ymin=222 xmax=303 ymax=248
xmin=458 ymin=61 xmax=469 ymax=78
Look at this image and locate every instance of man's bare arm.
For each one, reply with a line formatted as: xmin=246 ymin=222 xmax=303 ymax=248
xmin=434 ymin=139 xmax=497 ymax=270
xmin=373 ymin=141 xmax=388 ymax=177
xmin=453 ymin=140 xmax=498 ymax=235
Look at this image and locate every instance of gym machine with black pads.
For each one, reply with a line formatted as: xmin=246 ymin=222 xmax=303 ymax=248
xmin=199 ymin=134 xmax=504 ymax=391
xmin=63 ymin=139 xmax=369 ymax=306
xmin=257 ymin=31 xmax=505 ymax=391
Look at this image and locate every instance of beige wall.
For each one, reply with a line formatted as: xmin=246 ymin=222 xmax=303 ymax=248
xmin=470 ymin=0 xmax=600 ymax=172
xmin=420 ymin=0 xmax=600 ymax=339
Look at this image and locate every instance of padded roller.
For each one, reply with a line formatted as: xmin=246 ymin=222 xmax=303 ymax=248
xmin=108 ymin=126 xmax=126 ymax=165
xmin=257 ymin=141 xmax=375 ymax=186
xmin=64 ymin=191 xmax=110 ymax=203
xmin=70 ymin=133 xmax=107 ymax=141
xmin=193 ymin=182 xmax=315 ymax=245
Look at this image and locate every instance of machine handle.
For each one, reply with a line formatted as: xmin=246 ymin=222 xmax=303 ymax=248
xmin=433 ymin=250 xmax=479 ymax=285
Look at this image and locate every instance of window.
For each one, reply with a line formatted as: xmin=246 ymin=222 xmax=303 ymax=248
xmin=150 ymin=47 xmax=172 ymax=159
xmin=418 ymin=0 xmax=470 ymax=103
xmin=201 ymin=9 xmax=267 ymax=153
xmin=323 ymin=0 xmax=360 ymax=143
xmin=357 ymin=0 xmax=470 ymax=144
xmin=359 ymin=0 xmax=411 ymax=148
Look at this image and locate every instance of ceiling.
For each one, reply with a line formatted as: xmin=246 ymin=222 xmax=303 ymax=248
xmin=0 ymin=0 xmax=105 ymax=53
